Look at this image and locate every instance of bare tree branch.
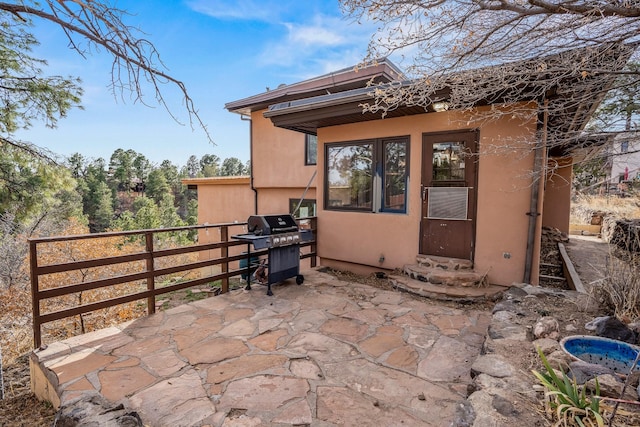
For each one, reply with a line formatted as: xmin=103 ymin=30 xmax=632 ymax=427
xmin=0 ymin=1 xmax=212 ymax=143
xmin=342 ymin=0 xmax=639 ymax=158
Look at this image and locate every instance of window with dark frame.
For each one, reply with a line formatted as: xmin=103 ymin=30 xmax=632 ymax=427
xmin=432 ymin=142 xmax=466 ymax=183
xmin=305 ymin=134 xmax=317 ymax=165
xmin=621 ymin=141 xmax=629 ymax=153
xmin=325 ymin=137 xmax=409 ymax=213
xmin=383 ymin=139 xmax=408 ymax=212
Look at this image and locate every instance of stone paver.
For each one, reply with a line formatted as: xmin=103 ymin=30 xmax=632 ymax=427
xmin=32 ymin=269 xmax=493 ymax=426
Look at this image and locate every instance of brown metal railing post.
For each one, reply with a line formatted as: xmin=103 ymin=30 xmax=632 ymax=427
xmin=311 ymin=217 xmax=318 ymax=267
xmin=145 ymin=232 xmax=156 ymax=314
xmin=30 ymin=240 xmax=42 ymax=348
xmin=220 ymin=226 xmax=229 ymax=294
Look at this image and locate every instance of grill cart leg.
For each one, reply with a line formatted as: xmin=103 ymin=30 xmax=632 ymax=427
xmin=244 ymin=244 xmax=252 ymax=291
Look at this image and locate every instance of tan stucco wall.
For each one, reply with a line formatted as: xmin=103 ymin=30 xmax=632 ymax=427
xmin=542 ymin=157 xmax=573 ymax=234
xmin=317 ymin=106 xmax=541 ymax=286
xmin=183 ymin=178 xmax=255 ymax=277
xmin=185 ymin=178 xmax=317 ymax=274
xmin=257 ymin=188 xmax=317 ymax=216
xmin=189 ymin=177 xmax=255 ymax=225
xmin=252 ymin=109 xmax=316 ymax=189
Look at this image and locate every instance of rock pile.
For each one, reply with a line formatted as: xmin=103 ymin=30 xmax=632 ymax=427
xmin=453 ymin=283 xmax=640 ymax=426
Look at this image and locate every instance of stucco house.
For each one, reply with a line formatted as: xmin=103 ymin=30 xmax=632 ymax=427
xmin=610 ymin=131 xmax=640 ymax=186
xmin=185 ymin=46 xmax=630 ymax=295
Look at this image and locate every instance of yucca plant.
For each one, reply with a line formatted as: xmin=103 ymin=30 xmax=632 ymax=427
xmin=532 ymin=347 xmax=604 ymax=427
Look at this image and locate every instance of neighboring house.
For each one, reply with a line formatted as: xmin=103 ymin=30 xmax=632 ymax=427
xmin=610 ymin=131 xmax=640 ymax=184
xmin=185 ymin=50 xmax=627 ymax=288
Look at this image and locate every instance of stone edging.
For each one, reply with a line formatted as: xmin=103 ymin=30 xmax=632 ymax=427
xmin=452 ymin=284 xmax=594 ymax=426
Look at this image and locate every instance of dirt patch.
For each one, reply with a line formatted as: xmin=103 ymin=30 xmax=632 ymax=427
xmin=0 ymin=354 xmax=56 ymax=426
xmin=564 ymin=235 xmax=610 ymax=293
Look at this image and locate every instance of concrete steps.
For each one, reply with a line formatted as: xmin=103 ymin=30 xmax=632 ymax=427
xmin=415 ymin=254 xmax=474 ymax=271
xmin=392 ymin=254 xmax=506 ymax=302
xmin=390 ymin=274 xmax=506 ymax=303
xmin=403 ymin=264 xmax=484 ymax=287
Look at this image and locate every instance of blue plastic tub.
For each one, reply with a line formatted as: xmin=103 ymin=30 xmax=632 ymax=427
xmin=560 ymin=335 xmax=640 ymax=373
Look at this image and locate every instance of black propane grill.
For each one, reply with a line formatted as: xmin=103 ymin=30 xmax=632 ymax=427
xmin=232 ymin=214 xmax=313 ymax=295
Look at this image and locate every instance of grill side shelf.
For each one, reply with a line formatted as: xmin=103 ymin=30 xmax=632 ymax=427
xmin=231 ymin=234 xmax=271 ymax=250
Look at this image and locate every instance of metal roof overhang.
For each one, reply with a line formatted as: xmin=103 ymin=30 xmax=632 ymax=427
xmin=263 ymin=85 xmax=433 ymax=135
xmin=225 ymin=59 xmax=405 ymax=115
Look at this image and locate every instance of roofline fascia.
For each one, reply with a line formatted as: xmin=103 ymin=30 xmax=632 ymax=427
xmin=263 ymin=89 xmax=374 ymax=118
xmin=225 ymin=58 xmax=405 ymax=113
xmin=181 ymin=176 xmax=251 ymax=186
xmin=262 ymin=81 xmax=418 ymax=118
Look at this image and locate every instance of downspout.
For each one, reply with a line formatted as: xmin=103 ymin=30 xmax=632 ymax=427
xmin=241 ymin=114 xmax=258 ymax=215
xmin=523 ymin=98 xmax=549 ymax=284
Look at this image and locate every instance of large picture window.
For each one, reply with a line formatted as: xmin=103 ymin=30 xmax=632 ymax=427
xmin=325 ymin=137 xmax=409 ymax=213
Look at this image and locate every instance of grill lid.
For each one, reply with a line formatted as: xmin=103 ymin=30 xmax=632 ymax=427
xmin=248 ymin=214 xmax=299 ymax=235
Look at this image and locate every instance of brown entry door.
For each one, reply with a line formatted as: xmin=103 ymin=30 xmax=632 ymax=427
xmin=420 ymin=130 xmax=477 ymax=260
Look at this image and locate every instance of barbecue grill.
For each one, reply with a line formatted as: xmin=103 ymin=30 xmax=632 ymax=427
xmin=232 ymin=214 xmax=313 ymax=296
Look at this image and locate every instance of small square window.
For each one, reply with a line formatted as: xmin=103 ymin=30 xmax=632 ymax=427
xmin=305 ymin=134 xmax=317 ymax=165
xmin=621 ymin=141 xmax=629 ymax=153
xmin=290 ymin=198 xmax=316 ymax=218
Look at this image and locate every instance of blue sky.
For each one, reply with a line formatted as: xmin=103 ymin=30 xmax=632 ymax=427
xmin=13 ymin=0 xmax=382 ymax=167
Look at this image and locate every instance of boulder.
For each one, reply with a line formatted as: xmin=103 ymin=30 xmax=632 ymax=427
xmin=586 ymin=374 xmax=637 ymax=401
xmin=569 ymin=361 xmax=616 ymax=384
xmin=595 ymin=317 xmax=637 ymax=344
xmin=533 ymin=338 xmax=560 ymax=356
xmin=545 ymin=350 xmax=572 ymax=372
xmin=610 ymin=219 xmax=640 ymax=252
xmin=471 ymin=354 xmax=516 ymax=378
xmin=533 ymin=317 xmax=560 ymax=340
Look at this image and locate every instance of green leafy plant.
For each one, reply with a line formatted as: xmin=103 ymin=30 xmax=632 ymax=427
xmin=532 ymin=347 xmax=604 ymax=427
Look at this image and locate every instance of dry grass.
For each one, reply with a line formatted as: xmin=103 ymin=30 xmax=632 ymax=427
xmin=574 ymin=195 xmax=640 ymax=323
xmin=571 ymin=194 xmax=640 ymax=224
xmin=0 ymin=288 xmax=36 ymax=365
xmin=594 ymin=247 xmax=640 ymax=323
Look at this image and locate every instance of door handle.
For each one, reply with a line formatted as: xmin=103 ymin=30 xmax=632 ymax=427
xmin=421 ymin=186 xmax=427 ymax=200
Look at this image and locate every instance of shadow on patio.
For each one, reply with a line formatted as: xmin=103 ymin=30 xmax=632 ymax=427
xmin=31 ymin=268 xmax=491 ymax=426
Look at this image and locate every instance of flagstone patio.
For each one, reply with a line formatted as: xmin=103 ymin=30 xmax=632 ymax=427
xmin=30 ymin=269 xmax=492 ymax=426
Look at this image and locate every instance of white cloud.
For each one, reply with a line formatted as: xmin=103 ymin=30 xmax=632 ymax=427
xmin=286 ymin=22 xmax=345 ymax=47
xmin=186 ymin=0 xmax=279 ymax=21
xmin=258 ymin=14 xmax=373 ymax=73
xmin=188 ymin=2 xmax=390 ymax=83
